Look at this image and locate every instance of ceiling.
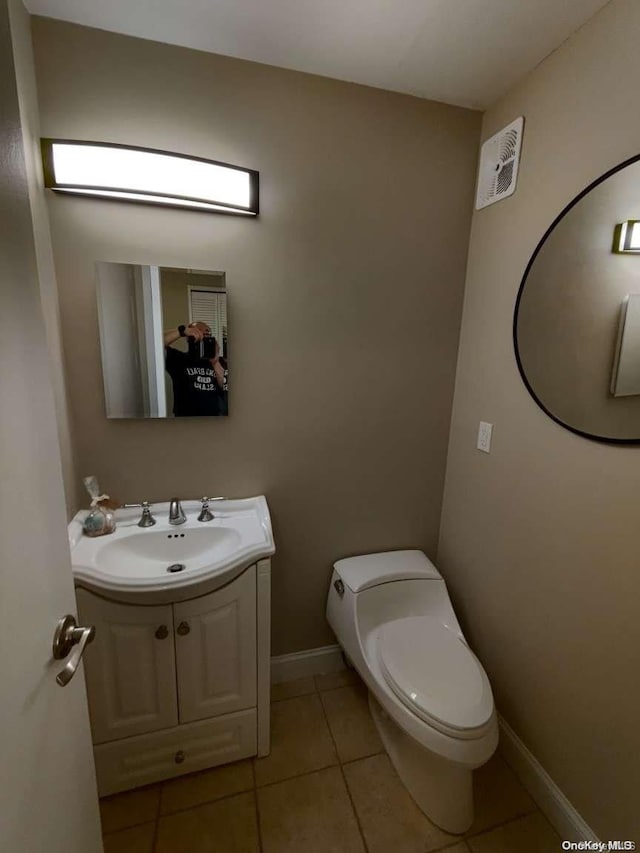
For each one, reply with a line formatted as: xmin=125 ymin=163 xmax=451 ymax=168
xmin=26 ymin=0 xmax=611 ymax=109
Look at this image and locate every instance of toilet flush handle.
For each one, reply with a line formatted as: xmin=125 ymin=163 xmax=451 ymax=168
xmin=334 ymin=578 xmax=345 ymax=597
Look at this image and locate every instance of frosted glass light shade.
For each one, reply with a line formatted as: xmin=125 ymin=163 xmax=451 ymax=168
xmin=41 ymin=139 xmax=259 ymax=216
xmin=614 ymin=220 xmax=640 ymax=253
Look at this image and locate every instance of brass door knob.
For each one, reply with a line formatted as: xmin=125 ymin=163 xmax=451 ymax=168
xmin=176 ymin=621 xmax=191 ymax=636
xmin=155 ymin=625 xmax=169 ymax=640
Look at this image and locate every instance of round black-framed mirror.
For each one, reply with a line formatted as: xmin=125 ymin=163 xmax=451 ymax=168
xmin=514 ymin=153 xmax=640 ymax=444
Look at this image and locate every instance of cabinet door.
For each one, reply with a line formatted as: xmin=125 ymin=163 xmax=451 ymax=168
xmin=175 ymin=566 xmax=257 ymax=724
xmin=76 ymin=589 xmax=179 ymax=744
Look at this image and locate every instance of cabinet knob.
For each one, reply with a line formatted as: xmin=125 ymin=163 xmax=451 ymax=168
xmin=174 ymin=750 xmax=186 ymax=764
xmin=155 ymin=625 xmax=169 ymax=640
xmin=176 ymin=621 xmax=191 ymax=636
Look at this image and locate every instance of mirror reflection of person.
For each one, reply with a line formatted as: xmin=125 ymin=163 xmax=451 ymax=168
xmin=163 ymin=322 xmax=227 ymax=417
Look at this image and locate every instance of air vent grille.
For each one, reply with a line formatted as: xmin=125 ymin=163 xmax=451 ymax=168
xmin=475 ymin=117 xmax=524 ymax=210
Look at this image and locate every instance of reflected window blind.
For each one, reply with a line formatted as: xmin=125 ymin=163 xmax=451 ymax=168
xmin=189 ymin=289 xmax=227 ymax=349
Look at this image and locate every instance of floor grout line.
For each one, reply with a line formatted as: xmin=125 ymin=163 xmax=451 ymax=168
xmin=101 ymin=820 xmax=157 ymax=843
xmin=250 ymin=759 xmax=264 ymax=853
xmin=101 ymin=818 xmax=155 ymax=836
xmin=103 ymin=752 xmax=343 ymax=827
xmin=463 ymin=807 xmax=545 ymax=843
xmin=99 ymin=784 xmax=163 ymax=840
xmin=317 ymin=685 xmax=360 ymax=696
xmin=336 ymin=762 xmax=370 ymax=853
xmin=338 ymin=748 xmax=384 ymax=768
xmin=270 ymin=691 xmax=317 ymax=704
xmin=266 ymin=676 xmax=360 ymax=704
xmin=255 ymin=758 xmax=340 ymax=791
xmin=147 ymin=782 xmax=258 ymax=819
xmin=152 ymin=783 xmax=162 ymax=853
xmin=317 ymin=685 xmax=370 ymax=853
xmin=430 ymin=839 xmax=472 ymax=853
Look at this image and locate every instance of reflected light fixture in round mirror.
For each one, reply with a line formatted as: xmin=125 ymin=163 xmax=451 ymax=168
xmin=613 ymin=220 xmax=640 ymax=253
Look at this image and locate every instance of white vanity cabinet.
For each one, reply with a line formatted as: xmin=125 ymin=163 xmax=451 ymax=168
xmin=76 ymin=560 xmax=270 ymax=796
xmin=74 ymin=594 xmax=178 ymax=743
xmin=174 ymin=567 xmax=257 ymax=724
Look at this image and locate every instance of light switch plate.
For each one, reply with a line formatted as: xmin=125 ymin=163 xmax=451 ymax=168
xmin=477 ymin=421 xmax=493 ymax=453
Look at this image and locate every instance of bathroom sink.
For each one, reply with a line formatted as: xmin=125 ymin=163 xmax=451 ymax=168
xmin=97 ymin=526 xmax=242 ymax=577
xmin=69 ymin=496 xmax=275 ymax=603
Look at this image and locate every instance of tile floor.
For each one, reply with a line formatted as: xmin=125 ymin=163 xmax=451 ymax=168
xmin=100 ymin=669 xmax=562 ymax=852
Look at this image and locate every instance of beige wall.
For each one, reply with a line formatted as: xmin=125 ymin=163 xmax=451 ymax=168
xmin=438 ymin=0 xmax=640 ymax=839
xmin=9 ymin=2 xmax=78 ymax=514
xmin=31 ymin=18 xmax=481 ymax=656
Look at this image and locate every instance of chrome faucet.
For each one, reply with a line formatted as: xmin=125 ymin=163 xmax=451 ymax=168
xmin=168 ymin=497 xmax=186 ymax=526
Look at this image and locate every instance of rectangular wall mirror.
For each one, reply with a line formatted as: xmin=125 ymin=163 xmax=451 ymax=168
xmin=95 ymin=262 xmax=228 ymax=418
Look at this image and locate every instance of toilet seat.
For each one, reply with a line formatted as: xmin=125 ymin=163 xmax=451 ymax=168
xmin=377 ymin=616 xmax=494 ymax=739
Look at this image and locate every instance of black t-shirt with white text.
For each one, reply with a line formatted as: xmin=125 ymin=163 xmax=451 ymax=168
xmin=165 ymin=346 xmax=223 ymax=417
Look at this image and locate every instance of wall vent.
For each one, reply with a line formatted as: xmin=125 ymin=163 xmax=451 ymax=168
xmin=475 ymin=116 xmax=524 ymax=210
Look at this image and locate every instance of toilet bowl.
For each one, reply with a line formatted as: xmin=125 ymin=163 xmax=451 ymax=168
xmin=326 ymin=549 xmax=498 ymax=833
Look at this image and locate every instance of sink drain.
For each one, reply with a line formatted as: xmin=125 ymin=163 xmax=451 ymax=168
xmin=167 ymin=563 xmax=186 ymax=573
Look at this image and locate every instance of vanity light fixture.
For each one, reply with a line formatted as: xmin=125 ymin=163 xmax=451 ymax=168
xmin=41 ymin=139 xmax=259 ymax=216
xmin=613 ymin=220 xmax=640 ymax=253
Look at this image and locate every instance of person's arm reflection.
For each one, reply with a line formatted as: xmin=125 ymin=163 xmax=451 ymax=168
xmin=163 ymin=322 xmax=206 ymax=348
xmin=163 ymin=322 xmax=225 ymax=417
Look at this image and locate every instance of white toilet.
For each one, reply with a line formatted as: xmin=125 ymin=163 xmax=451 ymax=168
xmin=326 ymin=549 xmax=498 ymax=834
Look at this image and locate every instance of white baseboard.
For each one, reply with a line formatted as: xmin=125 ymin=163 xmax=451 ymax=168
xmin=498 ymin=715 xmax=599 ymax=843
xmin=271 ymin=644 xmax=345 ymax=684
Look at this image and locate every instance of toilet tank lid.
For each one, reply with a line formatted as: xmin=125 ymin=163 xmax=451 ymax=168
xmin=333 ymin=550 xmax=441 ymax=592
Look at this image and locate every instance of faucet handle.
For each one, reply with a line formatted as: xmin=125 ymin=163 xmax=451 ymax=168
xmin=198 ymin=497 xmax=215 ymax=523
xmin=123 ymin=501 xmax=156 ymax=527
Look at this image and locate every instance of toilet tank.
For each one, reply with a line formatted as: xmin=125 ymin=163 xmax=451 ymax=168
xmin=333 ymin=550 xmax=441 ymax=594
xmin=327 ymin=550 xmax=462 ymax=649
